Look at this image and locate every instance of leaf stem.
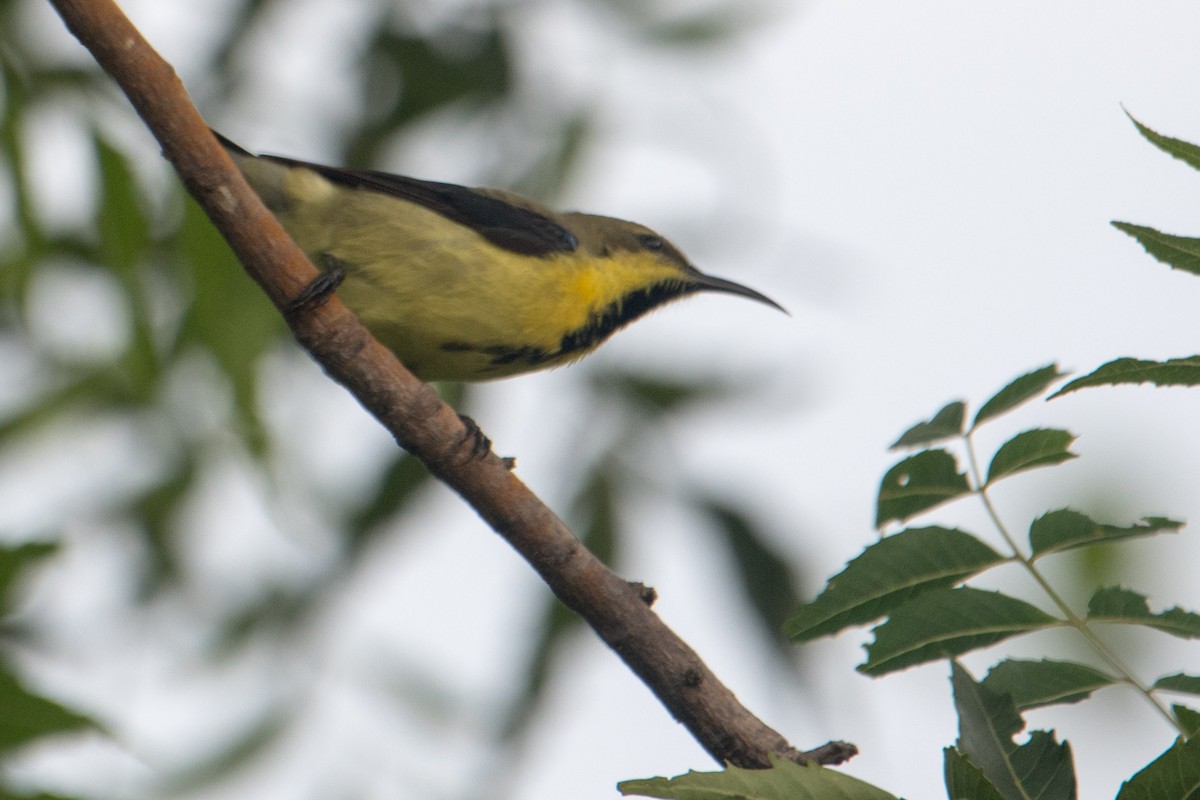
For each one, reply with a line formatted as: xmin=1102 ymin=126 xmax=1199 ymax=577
xmin=962 ymin=432 xmax=1185 ymax=736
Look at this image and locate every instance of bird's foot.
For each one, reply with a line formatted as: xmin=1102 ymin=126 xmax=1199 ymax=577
xmin=288 ymin=254 xmax=347 ymax=313
xmin=457 ymin=414 xmax=492 ymax=461
xmin=454 ymin=414 xmax=517 ymax=469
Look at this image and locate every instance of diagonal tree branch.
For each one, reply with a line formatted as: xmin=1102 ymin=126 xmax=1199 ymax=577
xmin=46 ymin=0 xmax=855 ymax=770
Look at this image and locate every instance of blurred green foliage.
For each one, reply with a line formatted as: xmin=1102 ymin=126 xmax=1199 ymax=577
xmin=0 ymin=1 xmax=798 ymax=797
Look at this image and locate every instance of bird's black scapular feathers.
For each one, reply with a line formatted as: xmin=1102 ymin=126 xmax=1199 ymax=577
xmin=213 ymin=130 xmax=579 ymax=258
xmin=271 ymin=156 xmax=577 ymax=257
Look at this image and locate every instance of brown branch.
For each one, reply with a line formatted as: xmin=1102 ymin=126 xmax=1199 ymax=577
xmin=47 ymin=0 xmax=856 ymax=771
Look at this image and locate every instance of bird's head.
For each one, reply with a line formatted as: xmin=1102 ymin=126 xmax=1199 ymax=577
xmin=562 ymin=213 xmax=786 ymax=314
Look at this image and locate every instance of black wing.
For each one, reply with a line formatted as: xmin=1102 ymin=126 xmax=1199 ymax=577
xmin=306 ymin=167 xmax=578 ymax=257
xmin=214 ymin=131 xmax=576 ymax=257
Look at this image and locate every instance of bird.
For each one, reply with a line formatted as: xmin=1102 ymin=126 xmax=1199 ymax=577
xmin=216 ymin=131 xmax=785 ymax=383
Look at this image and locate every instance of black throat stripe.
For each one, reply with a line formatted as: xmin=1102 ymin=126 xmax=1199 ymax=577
xmin=440 ymin=280 xmax=694 ymax=371
xmin=556 ymin=281 xmax=692 ymax=356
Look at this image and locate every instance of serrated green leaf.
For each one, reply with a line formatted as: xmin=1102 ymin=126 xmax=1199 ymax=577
xmin=785 ymin=527 xmax=1004 ymax=641
xmin=875 ymin=449 xmax=970 ymax=528
xmin=1126 ymin=112 xmax=1200 ymax=172
xmin=890 ymin=401 xmax=965 ymax=449
xmin=1112 ymin=221 xmax=1200 ymax=276
xmin=1052 ymin=356 xmax=1200 ymax=397
xmin=953 ymin=662 xmax=1022 ymax=773
xmin=944 ymin=747 xmax=1007 ymax=800
xmin=0 ymin=669 xmax=97 ymax=754
xmin=859 ymin=588 xmax=1058 ymax=676
xmin=618 ymin=753 xmax=898 ymax=800
xmin=984 ymin=429 xmax=1076 ymax=486
xmin=1173 ymin=705 xmax=1200 ymax=738
xmin=971 ymin=364 xmax=1066 ymax=430
xmin=982 ymin=659 xmax=1117 ymax=710
xmin=1114 ymin=733 xmax=1200 ymax=800
xmin=1086 ymin=587 xmax=1200 ymax=639
xmin=1029 ymin=509 xmax=1183 ymax=558
xmin=952 ymin=662 xmax=1077 ymax=800
xmin=1154 ymin=674 xmax=1200 ymax=696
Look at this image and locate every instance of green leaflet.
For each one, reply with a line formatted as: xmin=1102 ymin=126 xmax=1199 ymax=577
xmin=1115 ymin=732 xmax=1200 ymax=800
xmin=1126 ymin=111 xmax=1200 ymax=172
xmin=1028 ymin=509 xmax=1182 ymax=558
xmin=981 ymin=659 xmax=1117 ymax=711
xmin=1053 ymin=356 xmax=1200 ymax=397
xmin=943 ymin=747 xmax=1006 ymax=800
xmin=1112 ymin=222 xmax=1200 ymax=277
xmin=1153 ymin=674 xmax=1200 ymax=697
xmin=1086 ymin=588 xmax=1200 ymax=639
xmin=972 ymin=364 xmax=1066 ymax=430
xmin=876 ymin=449 xmax=970 ymax=528
xmin=891 ymin=401 xmax=965 ymax=449
xmin=860 ymin=588 xmax=1058 ymax=676
xmin=619 ymin=754 xmax=898 ymax=800
xmin=984 ymin=428 xmax=1077 ymax=486
xmin=952 ymin=662 xmax=1077 ymax=800
xmin=786 ymin=527 xmax=1003 ymax=641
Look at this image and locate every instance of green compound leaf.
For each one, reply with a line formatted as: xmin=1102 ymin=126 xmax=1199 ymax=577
xmin=981 ymin=659 xmax=1117 ymax=711
xmin=1086 ymin=587 xmax=1200 ymax=639
xmin=875 ymin=449 xmax=970 ymax=528
xmin=1112 ymin=221 xmax=1200 ymax=277
xmin=1052 ymin=356 xmax=1200 ymax=397
xmin=890 ymin=401 xmax=965 ymax=449
xmin=1126 ymin=112 xmax=1200 ymax=172
xmin=1029 ymin=509 xmax=1183 ymax=558
xmin=618 ymin=754 xmax=898 ymax=800
xmin=985 ymin=429 xmax=1077 ymax=486
xmin=859 ymin=588 xmax=1058 ymax=676
xmin=785 ymin=527 xmax=1004 ymax=641
xmin=943 ymin=748 xmax=1006 ymax=800
xmin=1114 ymin=732 xmax=1200 ymax=800
xmin=952 ymin=662 xmax=1077 ymax=800
xmin=971 ymin=364 xmax=1066 ymax=430
xmin=1154 ymin=674 xmax=1200 ymax=697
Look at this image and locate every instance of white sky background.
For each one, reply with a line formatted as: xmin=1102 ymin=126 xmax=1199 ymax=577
xmin=8 ymin=1 xmax=1200 ymax=799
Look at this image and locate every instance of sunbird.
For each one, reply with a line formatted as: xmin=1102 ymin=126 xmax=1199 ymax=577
xmin=217 ymin=132 xmax=785 ymax=382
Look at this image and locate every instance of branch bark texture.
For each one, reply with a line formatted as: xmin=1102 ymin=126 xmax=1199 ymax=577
xmin=47 ymin=0 xmax=855 ymax=770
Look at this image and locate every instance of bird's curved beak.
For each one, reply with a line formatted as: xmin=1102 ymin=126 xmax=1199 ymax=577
xmin=689 ymin=269 xmax=789 ymax=315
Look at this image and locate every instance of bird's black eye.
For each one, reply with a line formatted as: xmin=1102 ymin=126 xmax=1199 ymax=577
xmin=637 ymin=234 xmax=664 ymax=251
